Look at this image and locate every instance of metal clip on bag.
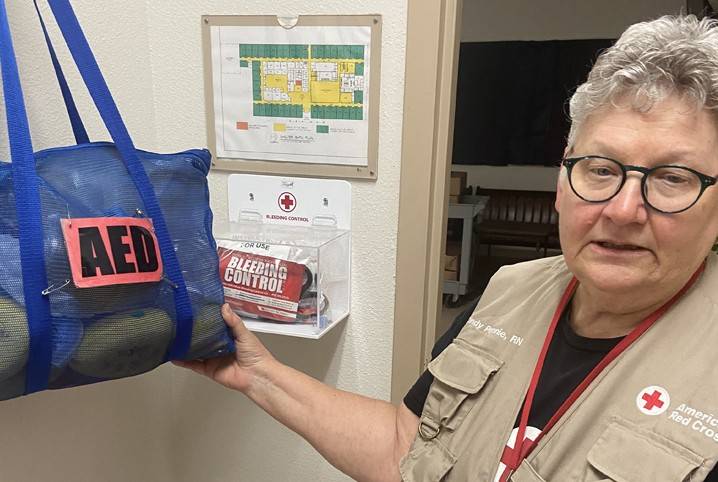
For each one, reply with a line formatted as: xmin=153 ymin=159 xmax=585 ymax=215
xmin=0 ymin=0 xmax=233 ymax=400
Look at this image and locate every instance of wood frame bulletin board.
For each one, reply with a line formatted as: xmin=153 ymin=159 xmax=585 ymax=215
xmin=202 ymin=14 xmax=381 ymax=180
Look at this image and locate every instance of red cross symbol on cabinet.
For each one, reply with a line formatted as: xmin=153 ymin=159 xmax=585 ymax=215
xmin=278 ymin=192 xmax=297 ymax=213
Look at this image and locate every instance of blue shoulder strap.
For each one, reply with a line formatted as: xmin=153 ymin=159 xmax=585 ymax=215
xmin=0 ymin=0 xmax=54 ymax=393
xmin=32 ymin=0 xmax=89 ymax=145
xmin=46 ymin=0 xmax=194 ymax=360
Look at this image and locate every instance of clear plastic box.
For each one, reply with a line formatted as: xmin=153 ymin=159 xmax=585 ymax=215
xmin=214 ymin=221 xmax=350 ymax=339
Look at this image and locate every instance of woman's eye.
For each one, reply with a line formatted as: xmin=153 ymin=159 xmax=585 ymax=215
xmin=659 ymin=173 xmax=688 ymax=184
xmin=590 ymin=167 xmax=616 ymax=177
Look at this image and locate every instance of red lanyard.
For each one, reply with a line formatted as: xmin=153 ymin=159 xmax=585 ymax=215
xmin=500 ymin=262 xmax=706 ymax=479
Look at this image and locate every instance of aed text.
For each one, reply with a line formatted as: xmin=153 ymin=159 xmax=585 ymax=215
xmin=80 ymin=225 xmax=159 ymax=278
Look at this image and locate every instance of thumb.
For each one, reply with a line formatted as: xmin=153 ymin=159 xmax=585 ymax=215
xmin=221 ymin=303 xmax=251 ymax=340
xmin=221 ymin=303 xmax=274 ymax=369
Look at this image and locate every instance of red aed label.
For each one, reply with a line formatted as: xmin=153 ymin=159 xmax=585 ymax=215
xmin=61 ymin=217 xmax=163 ymax=288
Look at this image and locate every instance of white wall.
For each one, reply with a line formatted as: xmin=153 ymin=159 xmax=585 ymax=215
xmin=146 ymin=1 xmax=406 ymax=480
xmin=455 ymin=0 xmax=685 ymax=191
xmin=0 ymin=1 xmax=407 ymax=482
xmin=0 ymin=3 xmax=173 ymax=482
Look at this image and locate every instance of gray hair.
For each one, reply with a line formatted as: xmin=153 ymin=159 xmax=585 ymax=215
xmin=567 ymin=15 xmax=718 ymax=147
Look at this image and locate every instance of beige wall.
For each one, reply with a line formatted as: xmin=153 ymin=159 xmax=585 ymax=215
xmin=0 ymin=1 xmax=407 ymax=481
xmin=453 ymin=164 xmax=559 ymax=192
xmin=461 ymin=0 xmax=686 ymax=42
xmin=455 ymin=0 xmax=686 ymax=191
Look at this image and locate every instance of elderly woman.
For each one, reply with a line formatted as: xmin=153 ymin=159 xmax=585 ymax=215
xmin=177 ymin=15 xmax=718 ymax=482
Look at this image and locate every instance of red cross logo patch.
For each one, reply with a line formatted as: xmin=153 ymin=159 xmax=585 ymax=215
xmin=636 ymin=385 xmax=670 ymax=416
xmin=278 ymin=192 xmax=297 ymax=213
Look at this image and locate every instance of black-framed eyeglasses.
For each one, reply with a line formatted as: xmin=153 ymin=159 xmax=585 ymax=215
xmin=562 ymin=156 xmax=718 ymax=214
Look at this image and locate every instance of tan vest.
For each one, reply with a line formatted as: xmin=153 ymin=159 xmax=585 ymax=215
xmin=400 ymin=254 xmax=718 ymax=481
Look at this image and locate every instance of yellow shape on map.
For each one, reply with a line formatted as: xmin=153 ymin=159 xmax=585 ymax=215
xmin=339 ymin=92 xmax=353 ymax=104
xmin=289 ymin=91 xmax=312 ymax=112
xmin=273 ymin=123 xmax=286 ymax=132
xmin=311 ymin=81 xmax=341 ymax=103
xmin=265 ymin=74 xmax=288 ymax=91
xmin=339 ymin=62 xmax=355 ymax=74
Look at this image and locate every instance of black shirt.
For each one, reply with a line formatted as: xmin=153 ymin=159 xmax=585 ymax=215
xmin=404 ymin=299 xmax=718 ymax=481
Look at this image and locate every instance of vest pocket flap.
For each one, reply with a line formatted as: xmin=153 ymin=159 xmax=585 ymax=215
xmin=428 ymin=340 xmax=503 ymax=393
xmin=400 ymin=437 xmax=457 ymax=482
xmin=510 ymin=459 xmax=548 ymax=481
xmin=587 ymin=418 xmax=703 ymax=482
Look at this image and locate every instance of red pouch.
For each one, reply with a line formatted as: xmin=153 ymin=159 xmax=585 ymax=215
xmin=218 ymin=247 xmax=310 ymax=323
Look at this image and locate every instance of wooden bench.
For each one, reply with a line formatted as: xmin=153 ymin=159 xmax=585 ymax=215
xmin=477 ymin=189 xmax=560 ymax=257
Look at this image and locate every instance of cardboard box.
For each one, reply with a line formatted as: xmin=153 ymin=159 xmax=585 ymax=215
xmin=449 ymin=171 xmax=467 ymax=196
xmin=444 ymin=254 xmax=459 ymax=272
xmin=445 ymin=242 xmax=461 ymax=280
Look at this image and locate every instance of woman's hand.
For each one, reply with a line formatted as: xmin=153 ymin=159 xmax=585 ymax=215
xmin=173 ymin=303 xmax=276 ymax=393
xmin=174 ymin=303 xmax=414 ymax=481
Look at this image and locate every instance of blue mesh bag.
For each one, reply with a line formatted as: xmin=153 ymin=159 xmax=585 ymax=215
xmin=0 ymin=0 xmax=233 ymax=400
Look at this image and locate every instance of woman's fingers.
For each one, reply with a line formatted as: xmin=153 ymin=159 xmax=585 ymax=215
xmin=222 ymin=303 xmax=250 ymax=339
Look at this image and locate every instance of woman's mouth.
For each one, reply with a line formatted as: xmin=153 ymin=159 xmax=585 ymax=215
xmin=595 ymin=241 xmax=644 ymax=251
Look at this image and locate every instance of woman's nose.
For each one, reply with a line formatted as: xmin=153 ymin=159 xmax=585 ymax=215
xmin=602 ymin=175 xmax=649 ymax=225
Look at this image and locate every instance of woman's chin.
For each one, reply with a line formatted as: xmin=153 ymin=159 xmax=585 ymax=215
xmin=576 ymin=264 xmax=657 ymax=295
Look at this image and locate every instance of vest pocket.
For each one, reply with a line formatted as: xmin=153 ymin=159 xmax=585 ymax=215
xmin=400 ymin=435 xmax=457 ymax=482
xmin=401 ymin=342 xmax=502 ymax=481
xmin=422 ymin=340 xmax=503 ymax=434
xmin=586 ymin=417 xmax=704 ymax=482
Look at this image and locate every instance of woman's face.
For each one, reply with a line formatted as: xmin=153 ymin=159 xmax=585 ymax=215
xmin=556 ymin=95 xmax=718 ymax=301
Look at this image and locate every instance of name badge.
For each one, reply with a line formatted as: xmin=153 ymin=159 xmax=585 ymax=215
xmin=61 ymin=217 xmax=163 ymax=288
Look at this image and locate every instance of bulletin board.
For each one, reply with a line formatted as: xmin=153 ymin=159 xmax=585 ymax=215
xmin=202 ymin=14 xmax=381 ymax=180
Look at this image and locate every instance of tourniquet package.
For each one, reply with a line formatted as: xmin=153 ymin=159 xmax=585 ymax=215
xmin=215 ymin=223 xmax=350 ymax=338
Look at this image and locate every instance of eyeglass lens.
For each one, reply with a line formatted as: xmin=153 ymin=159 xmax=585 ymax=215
xmin=569 ymin=157 xmax=703 ymax=213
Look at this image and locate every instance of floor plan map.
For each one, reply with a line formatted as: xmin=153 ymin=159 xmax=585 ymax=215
xmin=240 ymin=44 xmax=365 ymax=122
xmin=210 ymin=25 xmax=372 ymax=166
